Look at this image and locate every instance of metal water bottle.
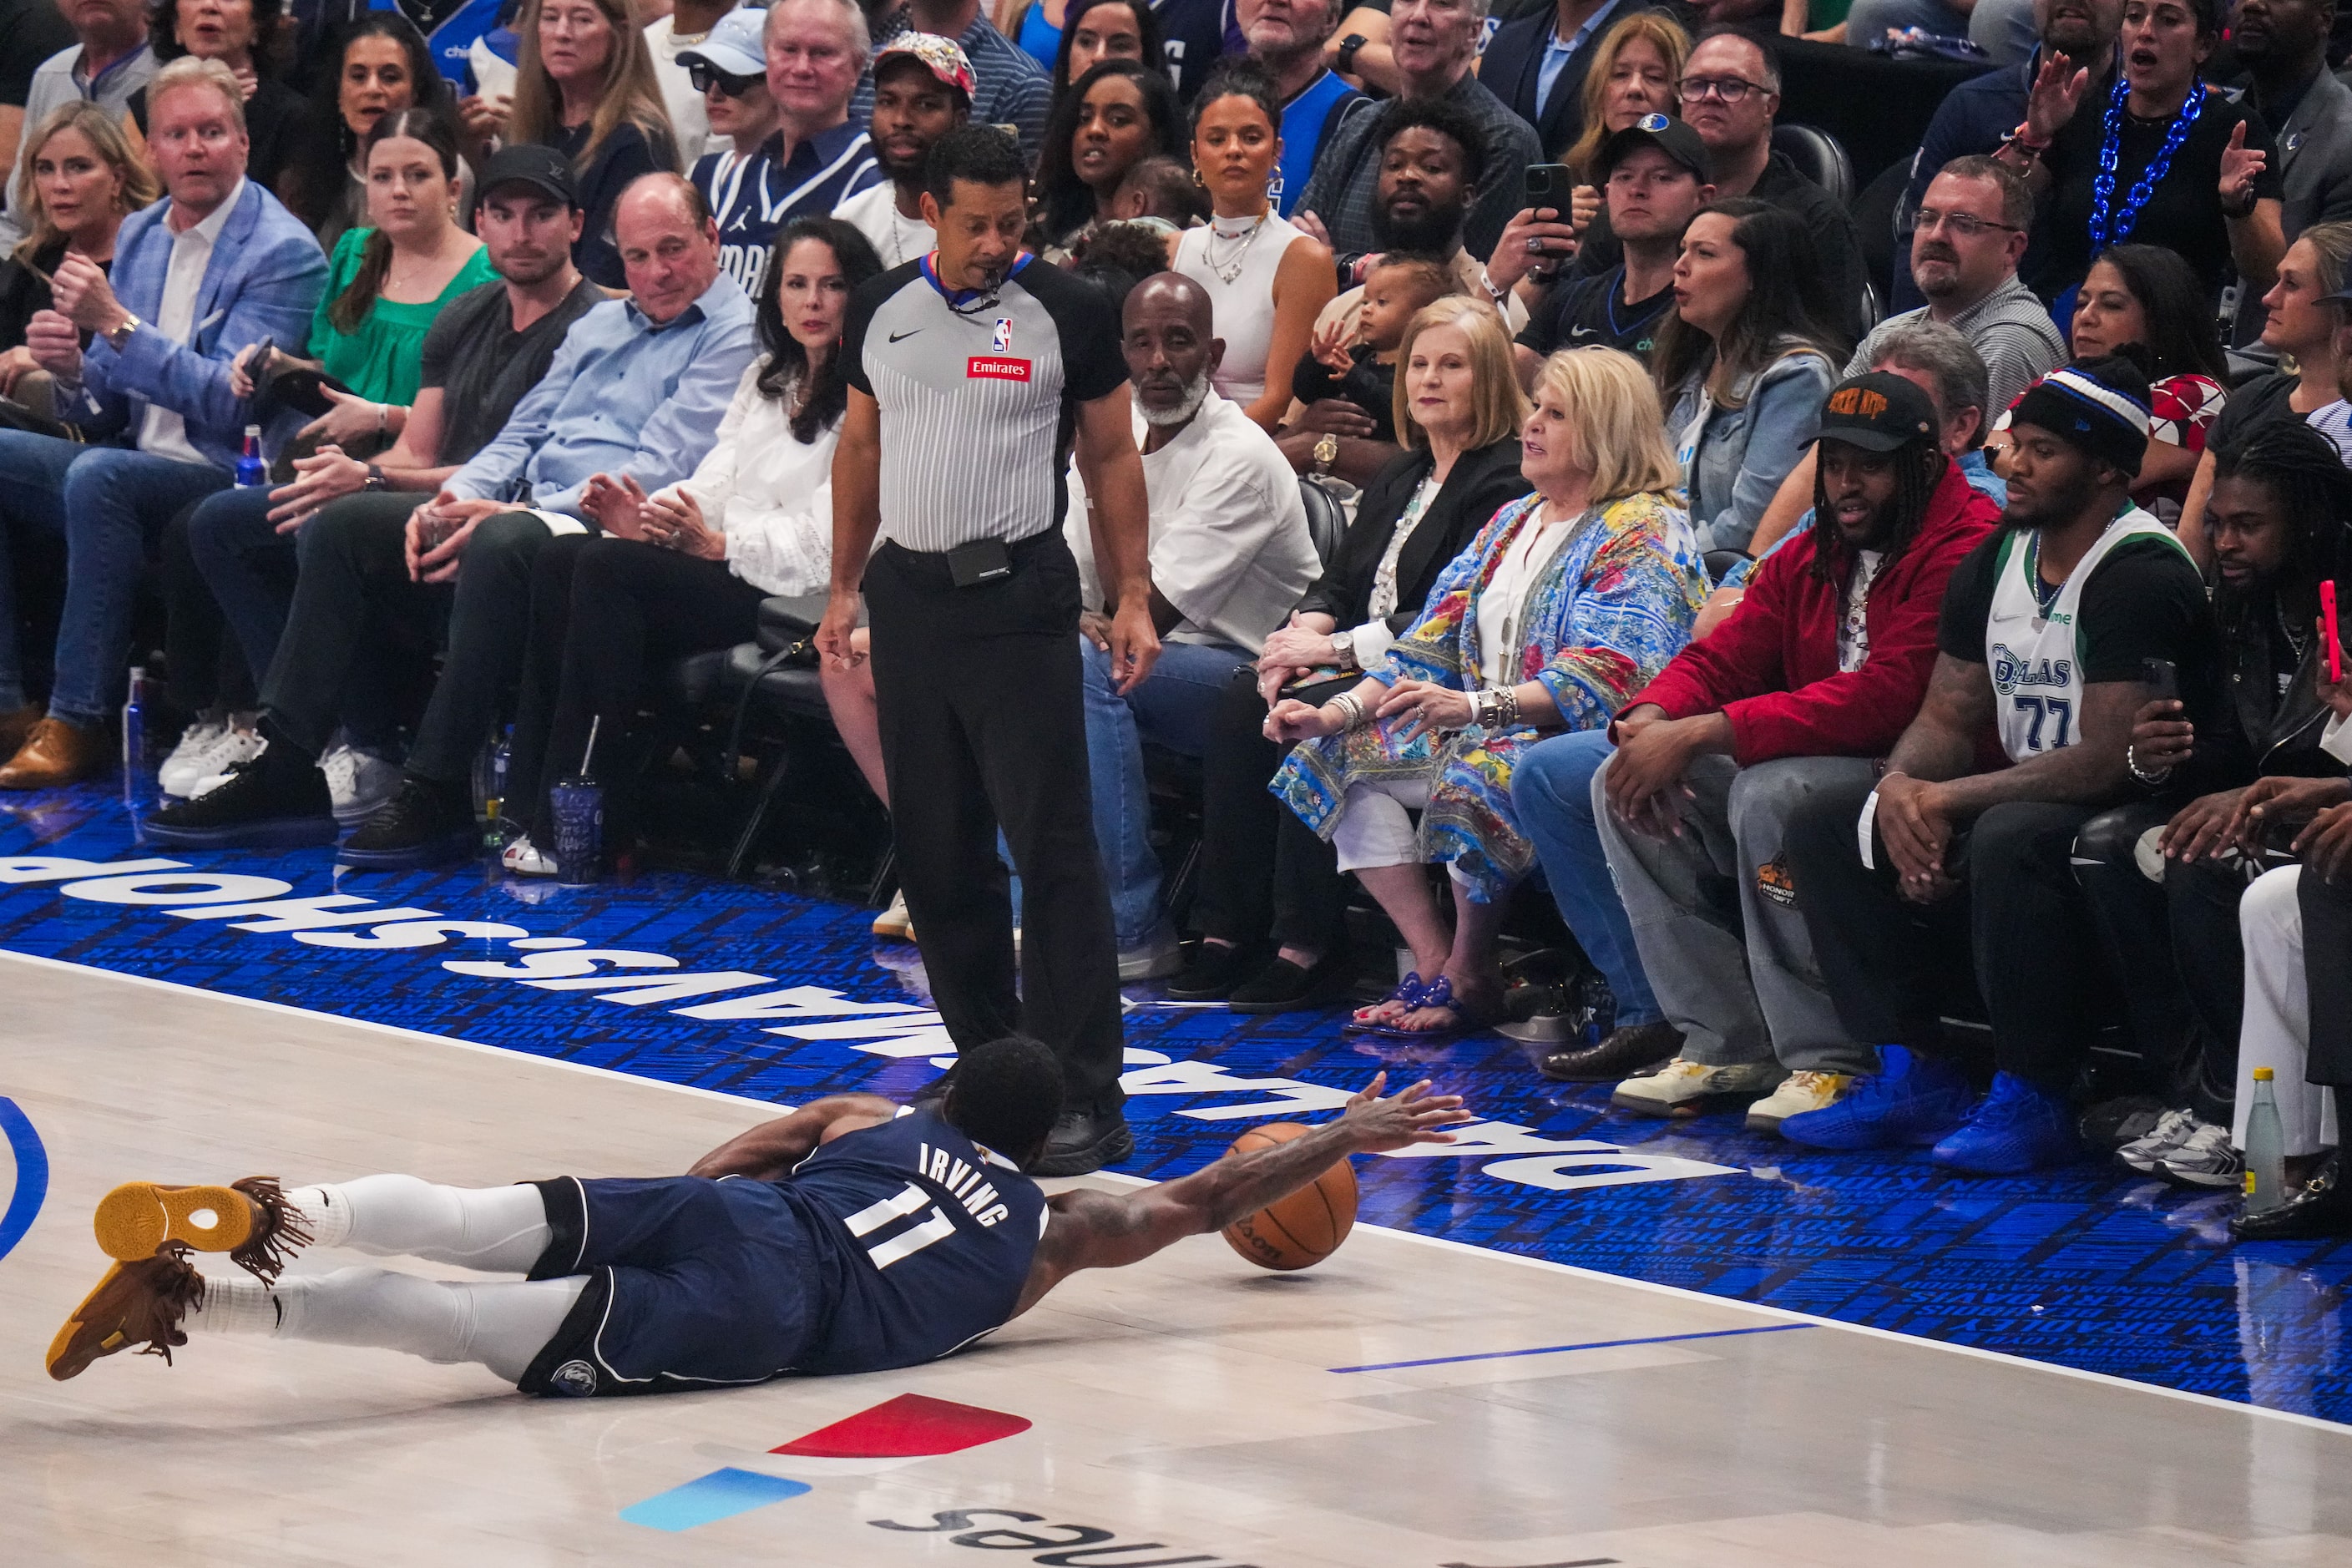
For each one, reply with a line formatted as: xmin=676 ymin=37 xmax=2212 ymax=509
xmin=2244 ymin=1067 xmax=2286 ymax=1215
xmin=120 ymin=665 xmax=147 ymax=800
xmin=235 ymin=424 xmax=266 ymax=488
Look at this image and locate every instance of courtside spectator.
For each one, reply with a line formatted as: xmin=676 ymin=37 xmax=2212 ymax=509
xmin=0 ymin=102 xmax=156 ymax=414
xmin=146 ymin=173 xmax=755 ymax=857
xmin=1033 ymin=58 xmax=1180 ymax=260
xmin=645 ymin=0 xmax=744 ymax=169
xmin=833 ymin=33 xmax=969 ymax=270
xmin=1512 ymin=113 xmax=1712 ymax=380
xmin=505 ymin=0 xmax=679 ymax=288
xmin=852 ymin=0 xmax=1051 ymax=164
xmin=127 ymin=0 xmax=308 ymax=213
xmin=1172 ymin=61 xmax=1333 ymax=430
xmin=1293 ymin=0 xmax=1544 ymax=263
xmin=1996 ymin=0 xmax=2281 ymax=311
xmin=0 ymin=0 xmax=154 ymax=250
xmin=0 ymin=57 xmax=324 ymax=788
xmin=1651 ymin=198 xmax=1843 ymax=553
xmin=1480 ymin=0 xmax=1656 ymax=162
xmin=683 ymin=9 xmax=787 ymax=295
xmin=1241 ymin=0 xmax=1363 ymax=219
xmin=2224 ymin=0 xmax=2352 ymax=340
xmin=497 ymin=216 xmax=884 ymax=877
xmin=1039 ymin=0 xmax=1163 ymax=107
xmin=287 ymin=15 xmax=451 ymax=245
xmin=1778 ymin=355 xmax=2233 ymax=1175
xmin=1513 ymin=372 xmax=1998 ymax=1115
xmin=1290 ymin=254 xmax=1449 ymax=443
xmin=741 ymin=0 xmax=884 ymax=245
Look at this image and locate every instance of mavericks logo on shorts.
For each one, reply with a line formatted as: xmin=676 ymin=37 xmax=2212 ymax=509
xmin=968 ymin=357 xmax=1031 ymax=382
xmin=549 ymin=1358 xmax=599 ymax=1397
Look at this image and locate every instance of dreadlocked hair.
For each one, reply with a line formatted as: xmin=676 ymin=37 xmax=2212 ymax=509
xmin=1808 ymin=438 xmax=1945 ymax=587
xmin=2208 ymin=418 xmax=2352 ymax=606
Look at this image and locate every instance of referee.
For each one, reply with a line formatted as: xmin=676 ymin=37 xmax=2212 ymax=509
xmin=819 ymin=125 xmax=1158 ymax=1176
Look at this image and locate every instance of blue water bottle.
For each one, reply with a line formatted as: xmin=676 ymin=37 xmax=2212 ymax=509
xmin=121 ymin=665 xmax=146 ymax=802
xmin=235 ymin=424 xmax=266 ymax=488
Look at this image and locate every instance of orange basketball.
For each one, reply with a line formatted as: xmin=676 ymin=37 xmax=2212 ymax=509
xmin=1219 ymin=1122 xmax=1358 ymax=1271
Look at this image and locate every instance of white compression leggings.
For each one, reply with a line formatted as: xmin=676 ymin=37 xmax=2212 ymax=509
xmin=183 ymin=1175 xmax=587 ymax=1383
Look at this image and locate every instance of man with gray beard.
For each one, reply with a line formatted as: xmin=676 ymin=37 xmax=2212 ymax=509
xmin=1064 ymin=273 xmax=1323 ymax=978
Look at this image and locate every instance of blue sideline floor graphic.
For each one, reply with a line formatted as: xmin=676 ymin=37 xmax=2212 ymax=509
xmin=2 ymin=785 xmax=2347 ymax=1426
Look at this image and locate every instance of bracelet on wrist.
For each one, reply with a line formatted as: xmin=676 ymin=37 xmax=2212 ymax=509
xmin=2126 ymin=743 xmax=2173 ymax=788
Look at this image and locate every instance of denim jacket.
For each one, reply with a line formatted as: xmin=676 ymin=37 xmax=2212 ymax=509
xmin=1668 ymin=344 xmax=1838 ymax=554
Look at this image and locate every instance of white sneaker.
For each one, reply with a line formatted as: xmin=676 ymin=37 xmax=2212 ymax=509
xmin=178 ymin=726 xmax=267 ymax=798
xmin=501 ymin=835 xmax=558 ymax=878
xmin=1609 ymin=1058 xmax=1785 ymax=1119
xmin=2142 ymin=1115 xmax=2243 ymax=1190
xmin=158 ymin=720 xmax=235 ymax=797
xmin=2117 ymin=1107 xmax=2203 ymax=1173
xmin=1118 ymin=923 xmax=1183 ymax=982
xmin=872 ymin=888 xmax=914 ymax=942
xmin=320 ymin=744 xmax=402 ymax=823
xmin=1744 ymin=1070 xmax=1856 ymax=1134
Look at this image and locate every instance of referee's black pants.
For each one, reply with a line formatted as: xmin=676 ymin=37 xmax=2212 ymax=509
xmin=863 ymin=531 xmax=1124 ymax=1115
xmin=1783 ymin=785 xmax=2111 ymax=1090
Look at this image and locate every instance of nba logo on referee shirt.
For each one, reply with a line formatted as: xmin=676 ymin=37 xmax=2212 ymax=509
xmin=990 ymin=316 xmax=1013 ymax=354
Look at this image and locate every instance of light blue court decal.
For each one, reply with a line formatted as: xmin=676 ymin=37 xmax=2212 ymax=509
xmin=1331 ymin=1322 xmax=1813 ymax=1373
xmin=619 ymin=1468 xmax=812 ymax=1531
xmin=0 ymin=1096 xmax=49 ymax=1264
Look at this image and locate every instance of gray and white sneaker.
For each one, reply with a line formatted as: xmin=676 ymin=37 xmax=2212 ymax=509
xmin=320 ymin=744 xmax=403 ymax=823
xmin=163 ymin=722 xmax=265 ymax=798
xmin=2143 ymin=1116 xmax=2243 ymax=1191
xmin=156 ymin=718 xmax=226 ymax=797
xmin=2117 ymin=1108 xmax=2203 ymax=1173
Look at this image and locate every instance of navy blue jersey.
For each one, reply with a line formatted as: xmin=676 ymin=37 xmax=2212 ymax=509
xmin=777 ymin=1109 xmax=1046 ymax=1374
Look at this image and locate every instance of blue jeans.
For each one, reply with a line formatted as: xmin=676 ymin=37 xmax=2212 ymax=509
xmin=0 ymin=432 xmax=230 ymax=721
xmin=185 ymin=482 xmax=299 ymax=690
xmin=1508 ymin=728 xmax=1662 ymax=1027
xmin=1076 ymin=635 xmax=1253 ymax=947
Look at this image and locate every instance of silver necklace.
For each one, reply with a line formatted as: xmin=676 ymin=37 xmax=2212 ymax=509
xmin=1201 ymin=211 xmax=1268 ymax=284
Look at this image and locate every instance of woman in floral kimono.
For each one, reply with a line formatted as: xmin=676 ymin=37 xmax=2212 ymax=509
xmin=1267 ymin=344 xmax=1709 ymax=1039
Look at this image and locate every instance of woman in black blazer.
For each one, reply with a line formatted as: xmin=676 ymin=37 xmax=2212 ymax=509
xmin=1172 ymin=432 xmax=1530 ymax=1011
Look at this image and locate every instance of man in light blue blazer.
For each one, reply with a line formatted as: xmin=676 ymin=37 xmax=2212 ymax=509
xmin=0 ymin=56 xmax=326 ymax=789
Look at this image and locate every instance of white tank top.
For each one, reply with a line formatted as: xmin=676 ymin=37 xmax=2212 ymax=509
xmin=1173 ymin=210 xmax=1307 ymax=412
xmin=1984 ymin=507 xmax=2183 ymax=762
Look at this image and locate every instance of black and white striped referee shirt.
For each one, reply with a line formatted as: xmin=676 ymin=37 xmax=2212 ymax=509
xmin=841 ymin=253 xmax=1128 ymax=554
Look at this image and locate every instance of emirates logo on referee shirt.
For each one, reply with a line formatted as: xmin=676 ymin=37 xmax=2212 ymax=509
xmin=968 ymin=357 xmax=1031 ymax=381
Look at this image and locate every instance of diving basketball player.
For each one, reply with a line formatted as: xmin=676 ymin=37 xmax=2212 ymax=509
xmin=48 ymin=1039 xmax=1469 ymax=1392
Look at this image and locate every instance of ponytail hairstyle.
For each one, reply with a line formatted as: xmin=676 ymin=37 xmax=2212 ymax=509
xmin=755 ymin=216 xmax=886 ymax=443
xmin=328 ymin=108 xmax=463 ymax=335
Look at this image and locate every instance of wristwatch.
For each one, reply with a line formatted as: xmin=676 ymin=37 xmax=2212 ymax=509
xmin=363 ymin=464 xmax=389 ymax=492
xmin=1336 ymin=33 xmax=1368 ymax=73
xmin=1330 ymin=628 xmax=1356 ymax=668
xmin=1313 ymin=432 xmax=1339 ymax=475
xmin=103 ymin=312 xmax=140 ymax=351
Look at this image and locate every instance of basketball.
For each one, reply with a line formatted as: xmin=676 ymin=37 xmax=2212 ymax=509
xmin=1219 ymin=1123 xmax=1358 ymax=1271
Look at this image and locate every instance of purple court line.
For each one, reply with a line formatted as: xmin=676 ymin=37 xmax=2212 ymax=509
xmin=1330 ymin=1322 xmax=1814 ymax=1373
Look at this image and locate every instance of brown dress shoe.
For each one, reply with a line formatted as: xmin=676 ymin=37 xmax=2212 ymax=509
xmin=1539 ymin=1019 xmax=1686 ymax=1083
xmin=0 ymin=716 xmax=106 ymax=790
xmin=0 ymin=701 xmax=41 ymax=756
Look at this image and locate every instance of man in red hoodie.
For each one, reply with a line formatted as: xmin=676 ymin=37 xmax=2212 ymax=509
xmin=1510 ymin=372 xmax=1999 ymax=1130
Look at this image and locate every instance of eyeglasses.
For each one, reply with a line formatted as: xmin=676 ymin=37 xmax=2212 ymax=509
xmin=687 ymin=62 xmax=762 ymax=97
xmin=1914 ymin=206 xmax=2023 ymax=239
xmin=1677 ymin=75 xmax=1768 ymax=104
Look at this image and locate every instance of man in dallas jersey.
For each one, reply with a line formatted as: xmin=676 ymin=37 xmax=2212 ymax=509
xmin=1772 ymin=354 xmax=2238 ymax=1176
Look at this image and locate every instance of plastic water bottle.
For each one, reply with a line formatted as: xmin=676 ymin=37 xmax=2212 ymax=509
xmin=235 ymin=425 xmax=266 ymax=488
xmin=120 ymin=665 xmax=146 ymax=800
xmin=2244 ymin=1067 xmax=2286 ymax=1214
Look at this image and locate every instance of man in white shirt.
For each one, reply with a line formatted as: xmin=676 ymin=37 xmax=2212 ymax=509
xmin=832 ymin=33 xmax=969 ymax=271
xmin=0 ymin=0 xmax=154 ymax=250
xmin=643 ymin=0 xmax=743 ymax=169
xmin=1066 ymin=273 xmax=1322 ymax=975
xmin=0 ymin=56 xmax=323 ymax=788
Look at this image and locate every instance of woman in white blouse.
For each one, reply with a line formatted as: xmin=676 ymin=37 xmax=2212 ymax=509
xmin=496 ymin=217 xmax=884 ymax=875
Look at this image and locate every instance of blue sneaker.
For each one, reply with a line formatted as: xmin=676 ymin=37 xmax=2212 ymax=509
xmin=1778 ymin=1044 xmax=1974 ymax=1149
xmin=1931 ymin=1071 xmax=2082 ymax=1175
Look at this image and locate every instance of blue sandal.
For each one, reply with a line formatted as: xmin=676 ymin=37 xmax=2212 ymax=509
xmin=1343 ymin=972 xmax=1429 ymax=1034
xmin=1364 ymin=975 xmax=1492 ymax=1043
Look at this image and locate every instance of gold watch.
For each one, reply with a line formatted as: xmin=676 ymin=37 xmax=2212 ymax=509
xmin=1313 ymin=432 xmax=1338 ymax=476
xmin=104 ymin=312 xmax=140 ymax=350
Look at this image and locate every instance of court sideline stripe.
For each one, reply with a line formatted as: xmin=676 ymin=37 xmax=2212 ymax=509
xmin=1329 ymin=1322 xmax=1813 ymax=1373
xmin=8 ymin=948 xmax=2350 ymax=1439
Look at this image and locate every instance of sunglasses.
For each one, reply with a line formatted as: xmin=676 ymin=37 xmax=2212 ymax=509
xmin=687 ymin=62 xmax=763 ymax=98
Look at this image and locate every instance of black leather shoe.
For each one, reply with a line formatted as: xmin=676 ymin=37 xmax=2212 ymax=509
xmin=2232 ymin=1156 xmax=2352 ymax=1242
xmin=908 ymin=1065 xmax=958 ymax=1110
xmin=1228 ymin=952 xmax=1353 ymax=1014
xmin=1538 ymin=1020 xmax=1686 ymax=1083
xmin=1164 ymin=940 xmax=1254 ymax=1002
xmin=1034 ymin=1106 xmax=1134 ymax=1176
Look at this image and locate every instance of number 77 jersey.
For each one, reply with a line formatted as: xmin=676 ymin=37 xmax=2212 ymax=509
xmin=775 ymin=1107 xmax=1049 ymax=1373
xmin=1985 ymin=508 xmax=2184 ymax=763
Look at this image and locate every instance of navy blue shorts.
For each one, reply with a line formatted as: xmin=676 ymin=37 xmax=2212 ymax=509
xmin=515 ymin=1176 xmax=823 ymax=1398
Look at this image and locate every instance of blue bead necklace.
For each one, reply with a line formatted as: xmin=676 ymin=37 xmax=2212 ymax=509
xmin=2089 ymin=73 xmax=2206 ymax=254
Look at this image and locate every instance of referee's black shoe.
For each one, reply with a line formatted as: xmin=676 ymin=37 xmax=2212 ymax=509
xmin=1034 ymin=1105 xmax=1134 ymax=1176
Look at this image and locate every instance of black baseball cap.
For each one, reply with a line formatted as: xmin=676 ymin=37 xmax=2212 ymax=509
xmin=1598 ymin=112 xmax=1711 ymax=184
xmin=1818 ymin=372 xmax=1940 ymax=453
xmin=478 ymin=144 xmax=580 ymax=209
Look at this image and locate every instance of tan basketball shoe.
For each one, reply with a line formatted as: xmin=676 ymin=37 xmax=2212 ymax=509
xmin=47 ymin=1247 xmax=205 ymax=1381
xmin=92 ymin=1176 xmax=311 ymax=1282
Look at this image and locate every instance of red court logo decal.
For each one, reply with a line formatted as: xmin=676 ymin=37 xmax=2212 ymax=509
xmin=968 ymin=357 xmax=1031 ymax=381
xmin=772 ymin=1393 xmax=1031 ymax=1458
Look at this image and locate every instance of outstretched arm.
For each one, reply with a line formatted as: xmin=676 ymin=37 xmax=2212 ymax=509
xmin=686 ymin=1094 xmax=898 ymax=1181
xmin=1013 ymin=1075 xmax=1472 ymax=1315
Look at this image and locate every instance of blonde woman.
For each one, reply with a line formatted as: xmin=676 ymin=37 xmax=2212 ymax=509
xmin=1267 ymin=335 xmax=1707 ymax=1039
xmin=1 ymin=102 xmax=158 ymax=402
xmin=505 ymin=0 xmax=678 ymax=287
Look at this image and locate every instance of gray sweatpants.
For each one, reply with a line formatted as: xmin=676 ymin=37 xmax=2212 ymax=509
xmin=1593 ymin=752 xmax=1877 ymax=1074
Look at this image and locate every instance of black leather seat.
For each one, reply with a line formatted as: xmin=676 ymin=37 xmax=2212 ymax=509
xmin=1299 ymin=474 xmax=1348 ymax=567
xmin=1772 ymin=122 xmax=1855 ymax=209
